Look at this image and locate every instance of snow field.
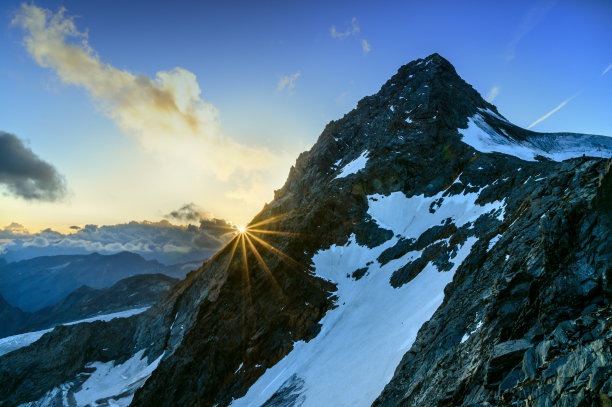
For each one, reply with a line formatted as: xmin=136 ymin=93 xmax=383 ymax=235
xmin=232 ymin=188 xmax=505 ymax=406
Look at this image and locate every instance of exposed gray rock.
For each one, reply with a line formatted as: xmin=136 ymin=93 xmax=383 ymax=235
xmin=262 ymin=374 xmax=305 ymax=407
xmin=374 ymin=159 xmax=612 ymax=405
xmin=486 ymin=339 xmax=531 ymax=384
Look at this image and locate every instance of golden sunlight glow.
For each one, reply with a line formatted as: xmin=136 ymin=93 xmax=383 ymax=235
xmin=9 ymin=4 xmax=299 ymax=229
xmin=215 ymin=213 xmax=309 ymax=312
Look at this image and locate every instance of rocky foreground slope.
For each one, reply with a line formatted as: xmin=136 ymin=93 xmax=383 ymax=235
xmin=0 ymin=54 xmax=610 ymax=407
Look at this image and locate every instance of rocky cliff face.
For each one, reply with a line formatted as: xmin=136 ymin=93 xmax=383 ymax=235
xmin=0 ymin=54 xmax=610 ymax=407
xmin=373 ymin=159 xmax=612 ymax=407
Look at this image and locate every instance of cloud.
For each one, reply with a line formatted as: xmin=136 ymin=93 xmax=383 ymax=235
xmin=1 ymin=223 xmax=30 ymax=236
xmin=503 ymin=0 xmax=556 ymax=61
xmin=602 ymin=63 xmax=612 ymax=77
xmin=336 ymin=91 xmax=349 ymax=105
xmin=0 ymin=131 xmax=67 ymax=201
xmin=361 ymin=39 xmax=371 ymax=54
xmin=278 ymin=72 xmax=300 ymax=92
xmin=165 ymin=202 xmax=211 ymax=223
xmin=0 ymin=216 xmax=235 ymax=264
xmin=527 ymin=93 xmax=578 ymax=129
xmin=331 ymin=17 xmax=369 ymax=56
xmin=330 ymin=17 xmax=360 ymax=39
xmin=12 ymin=4 xmax=282 ymax=184
xmin=486 ymin=86 xmax=501 ymax=102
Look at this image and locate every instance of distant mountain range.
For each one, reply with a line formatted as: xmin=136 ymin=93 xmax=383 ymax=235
xmin=0 ymin=251 xmax=200 ymax=312
xmin=0 ymin=273 xmax=178 ymax=339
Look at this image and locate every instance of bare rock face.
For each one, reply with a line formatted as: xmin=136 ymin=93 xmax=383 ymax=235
xmin=373 ymin=160 xmax=612 ymax=406
xmin=1 ymin=54 xmax=610 ymax=407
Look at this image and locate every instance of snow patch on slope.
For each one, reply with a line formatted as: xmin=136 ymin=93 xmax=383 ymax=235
xmin=21 ymin=349 xmax=163 ymax=407
xmin=460 ymin=115 xmax=546 ymax=161
xmin=487 ymin=234 xmax=502 ymax=252
xmin=334 ymin=150 xmax=369 ymax=179
xmin=459 ymin=114 xmax=612 ymax=162
xmin=461 ymin=320 xmax=483 ymax=344
xmin=74 ymin=350 xmax=163 ymax=406
xmin=232 ymin=188 xmax=505 ymax=407
xmin=232 ymin=235 xmax=475 ymax=407
xmin=367 ymin=189 xmax=505 ymax=238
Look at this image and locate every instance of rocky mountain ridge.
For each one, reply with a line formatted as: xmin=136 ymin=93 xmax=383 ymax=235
xmin=0 ymin=273 xmax=178 ymax=340
xmin=0 ymin=251 xmax=196 ymax=312
xmin=0 ymin=53 xmax=610 ymax=407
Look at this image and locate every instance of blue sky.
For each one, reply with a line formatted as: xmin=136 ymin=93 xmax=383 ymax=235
xmin=1 ymin=0 xmax=611 ymax=232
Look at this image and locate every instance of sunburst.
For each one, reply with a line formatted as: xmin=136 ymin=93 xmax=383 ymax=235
xmin=219 ymin=213 xmax=308 ymax=310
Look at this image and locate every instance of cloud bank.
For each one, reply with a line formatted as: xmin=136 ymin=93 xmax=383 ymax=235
xmin=165 ymin=202 xmax=211 ymax=223
xmin=0 ymin=213 xmax=236 ymax=265
xmin=0 ymin=131 xmax=67 ymax=201
xmin=13 ymin=4 xmax=281 ymax=184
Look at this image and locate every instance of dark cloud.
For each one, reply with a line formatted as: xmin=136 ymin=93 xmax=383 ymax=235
xmin=192 ymin=218 xmax=235 ymax=249
xmin=199 ymin=218 xmax=235 ymax=234
xmin=165 ymin=202 xmax=206 ymax=223
xmin=0 ymin=131 xmax=67 ymax=201
xmin=165 ymin=203 xmax=237 ymax=238
xmin=165 ymin=204 xmax=237 ymax=251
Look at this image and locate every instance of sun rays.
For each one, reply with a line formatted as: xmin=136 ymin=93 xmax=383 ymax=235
xmin=203 ymin=212 xmax=308 ymax=346
xmin=235 ymin=225 xmax=306 ymax=276
xmin=214 ymin=211 xmax=310 ymax=317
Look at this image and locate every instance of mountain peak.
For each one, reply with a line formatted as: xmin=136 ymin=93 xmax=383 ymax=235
xmin=269 ymin=53 xmax=611 ymax=219
xmin=384 ymin=53 xmax=461 ymax=87
xmin=3 ymin=54 xmax=612 ymax=407
xmin=375 ymin=53 xmax=494 ymax=129
xmin=403 ymin=52 xmax=454 ymax=73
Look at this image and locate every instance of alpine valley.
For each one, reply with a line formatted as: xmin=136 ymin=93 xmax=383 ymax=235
xmin=1 ymin=54 xmax=611 ymax=407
